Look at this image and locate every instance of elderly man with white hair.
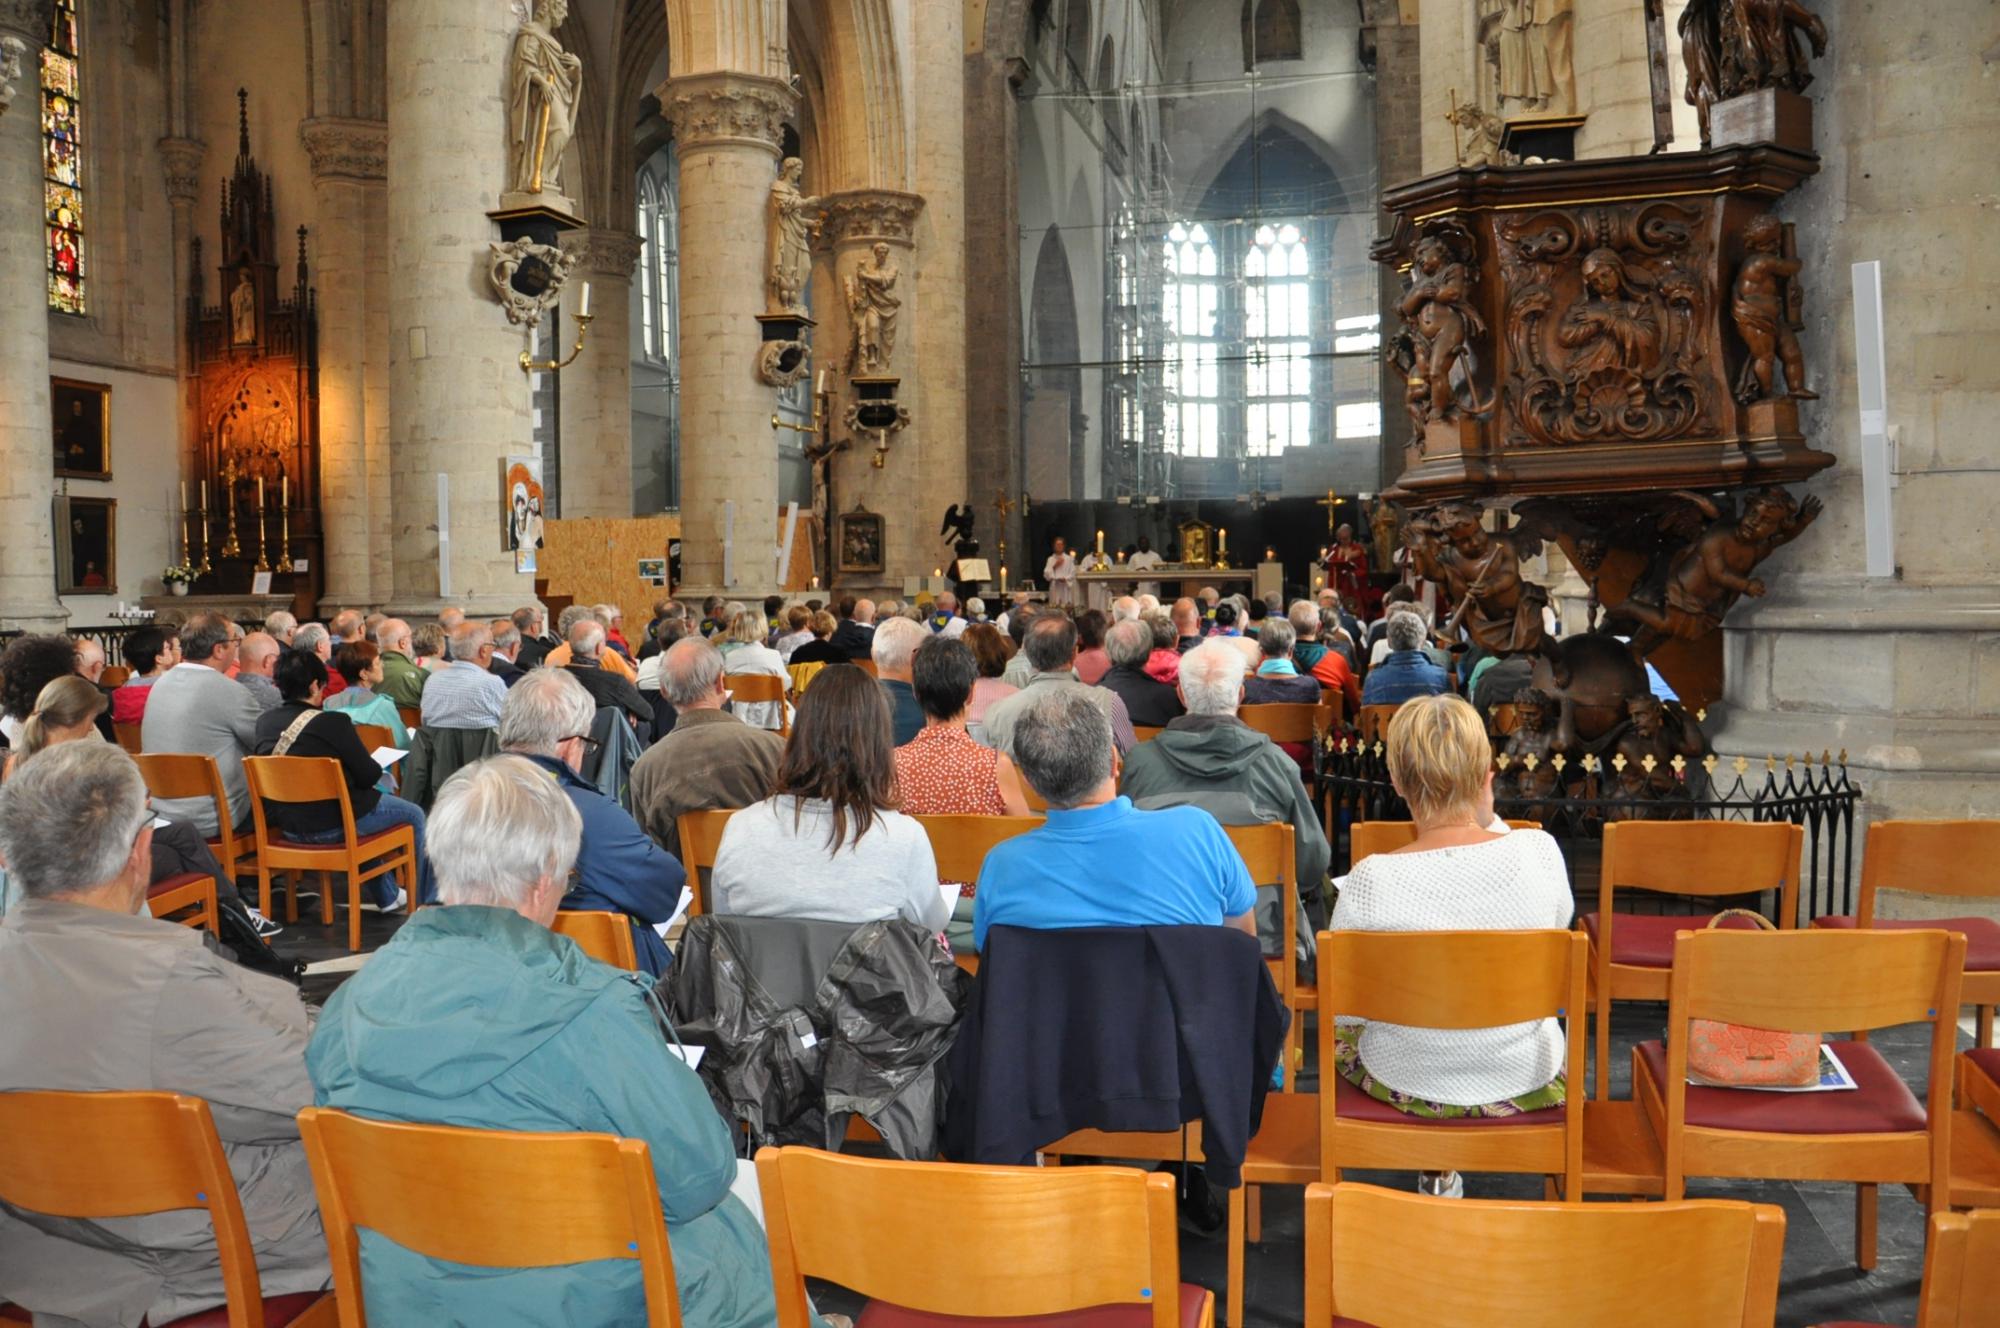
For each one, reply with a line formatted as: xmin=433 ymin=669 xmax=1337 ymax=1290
xmin=420 ymin=621 xmax=510 ymax=729
xmin=871 ymin=615 xmax=931 ymax=744
xmin=559 ymin=616 xmax=654 ymax=734
xmin=0 ymin=743 xmax=330 ymax=1321
xmin=373 ymin=617 xmax=428 ymax=708
xmin=235 ymin=629 xmax=284 ymax=713
xmin=1118 ymin=640 xmax=1331 ymax=915
xmin=306 ymin=756 xmax=795 ymax=1327
xmin=1110 ymin=595 xmax=1141 ymax=624
xmin=264 ymin=610 xmax=298 ymax=645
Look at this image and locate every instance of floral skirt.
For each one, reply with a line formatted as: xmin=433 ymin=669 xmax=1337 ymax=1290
xmin=1332 ymin=1026 xmax=1567 ymax=1120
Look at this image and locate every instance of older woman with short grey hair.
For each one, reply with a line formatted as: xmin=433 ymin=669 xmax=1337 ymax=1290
xmin=1361 ymin=609 xmax=1452 ymax=706
xmin=427 ymin=755 xmax=583 ymax=912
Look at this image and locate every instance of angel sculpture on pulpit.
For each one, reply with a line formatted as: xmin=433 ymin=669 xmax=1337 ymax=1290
xmin=1609 ymin=486 xmax=1821 ymax=656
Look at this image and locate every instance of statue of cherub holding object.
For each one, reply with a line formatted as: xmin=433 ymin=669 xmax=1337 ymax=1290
xmin=1398 ymin=234 xmax=1493 ymax=423
xmin=1613 ymin=486 xmax=1821 ymax=656
xmin=1732 ymin=213 xmax=1814 ymax=403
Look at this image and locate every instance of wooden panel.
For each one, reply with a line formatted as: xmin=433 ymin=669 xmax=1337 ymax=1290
xmin=539 ymin=515 xmax=681 ymax=634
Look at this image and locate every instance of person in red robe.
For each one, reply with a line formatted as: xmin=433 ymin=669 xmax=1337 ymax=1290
xmin=1324 ymin=524 xmax=1377 ymax=618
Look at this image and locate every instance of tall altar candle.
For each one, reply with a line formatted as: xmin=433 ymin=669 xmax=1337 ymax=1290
xmin=258 ymin=477 xmax=265 ymax=507
xmin=281 ymin=473 xmax=288 ymax=507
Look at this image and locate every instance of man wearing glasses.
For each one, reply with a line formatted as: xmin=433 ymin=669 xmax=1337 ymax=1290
xmin=498 ymin=669 xmax=688 ymax=977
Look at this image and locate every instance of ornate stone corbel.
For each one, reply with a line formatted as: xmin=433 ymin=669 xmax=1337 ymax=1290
xmin=817 ymin=190 xmax=926 ymax=250
xmin=300 ymin=117 xmax=388 ymax=183
xmin=157 ymin=137 xmax=207 ymax=204
xmin=577 ymin=228 xmax=644 ymax=281
xmin=758 ymin=340 xmax=812 ymax=388
xmin=487 ymin=236 xmax=578 ymax=326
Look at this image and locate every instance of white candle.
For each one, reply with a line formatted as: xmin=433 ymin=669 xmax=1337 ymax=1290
xmin=578 ymin=282 xmax=592 ymax=318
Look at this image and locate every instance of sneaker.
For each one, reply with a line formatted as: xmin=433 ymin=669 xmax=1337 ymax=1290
xmin=246 ymin=907 xmax=284 ymax=938
xmin=359 ymin=887 xmax=409 ymax=914
xmin=1417 ymin=1169 xmax=1464 ymax=1199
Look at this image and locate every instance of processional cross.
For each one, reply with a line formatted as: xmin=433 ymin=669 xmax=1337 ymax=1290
xmin=1316 ymin=489 xmax=1341 ymax=536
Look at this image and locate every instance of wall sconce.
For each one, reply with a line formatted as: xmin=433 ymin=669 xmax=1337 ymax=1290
xmin=518 ymin=280 xmax=593 ymax=375
xmin=844 ymin=375 xmax=910 ymax=469
xmin=773 ymin=369 xmax=830 ymax=437
xmin=754 ymin=311 xmax=816 ymax=388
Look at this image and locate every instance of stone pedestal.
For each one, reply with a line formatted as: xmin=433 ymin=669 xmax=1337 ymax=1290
xmin=0 ymin=0 xmax=64 ymax=632
xmin=658 ymin=71 xmax=795 ymax=593
xmin=385 ymin=0 xmax=535 ymax=616
xmin=1709 ymin=88 xmax=1813 ymax=154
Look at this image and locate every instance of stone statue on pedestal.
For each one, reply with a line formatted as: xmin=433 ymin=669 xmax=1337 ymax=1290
xmin=506 ymin=0 xmax=582 ymax=201
xmin=846 ymin=242 xmax=901 ymax=372
xmin=766 ymin=158 xmax=821 ymax=316
xmin=1680 ymin=0 xmax=1828 ymax=142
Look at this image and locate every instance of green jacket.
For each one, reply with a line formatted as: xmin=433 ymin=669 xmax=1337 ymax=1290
xmin=306 ymin=906 xmax=785 ymax=1327
xmin=375 ymin=650 xmax=427 ymax=708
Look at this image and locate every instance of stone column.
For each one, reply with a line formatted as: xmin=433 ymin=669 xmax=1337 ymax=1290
xmin=0 ymin=0 xmax=64 ymax=632
xmin=385 ymin=0 xmax=534 ymax=616
xmin=658 ymin=71 xmax=794 ymax=593
xmin=962 ymin=51 xmax=1027 ymax=568
xmin=301 ymin=117 xmax=387 ymax=612
xmin=158 ymin=135 xmax=204 ymax=482
xmin=556 ymin=227 xmax=642 ymax=518
xmin=911 ymin=0 xmax=966 ymax=579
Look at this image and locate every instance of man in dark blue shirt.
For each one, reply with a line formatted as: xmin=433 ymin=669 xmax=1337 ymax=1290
xmin=1360 ymin=610 xmax=1450 ymax=707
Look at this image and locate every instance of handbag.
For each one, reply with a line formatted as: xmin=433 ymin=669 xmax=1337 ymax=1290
xmin=1684 ymin=909 xmax=1820 ymax=1088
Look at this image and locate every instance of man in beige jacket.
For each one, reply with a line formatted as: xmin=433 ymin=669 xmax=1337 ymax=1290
xmin=0 ymin=743 xmax=329 ymax=1325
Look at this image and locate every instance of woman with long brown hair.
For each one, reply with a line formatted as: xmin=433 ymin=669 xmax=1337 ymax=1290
xmin=709 ymin=663 xmax=949 ymax=930
xmin=2 ymin=676 xmax=107 ymax=780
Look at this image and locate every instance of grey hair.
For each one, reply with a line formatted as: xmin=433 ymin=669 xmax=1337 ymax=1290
xmin=555 ymin=604 xmax=595 ymax=639
xmin=264 ymin=610 xmax=297 ymax=638
xmin=725 ymin=609 xmax=765 ymax=646
xmin=966 ymin=597 xmax=985 ymax=618
xmin=1387 ymin=610 xmax=1429 ymax=652
xmin=662 ymin=637 xmax=725 ymax=706
xmin=1009 ymin=688 xmax=1114 ymax=810
xmin=871 ymin=616 xmax=927 ymax=672
xmin=427 ymin=756 xmax=582 ymax=909
xmin=179 ymin=612 xmax=234 ymax=663
xmin=1111 ymin=596 xmax=1140 ymax=622
xmin=498 ymin=667 xmax=598 ymax=757
xmin=1105 ymin=618 xmax=1152 ymax=668
xmin=0 ymin=742 xmax=148 ymax=899
xmin=490 ymin=622 xmax=521 ymax=651
xmin=294 ymin=623 xmax=330 ymax=655
xmin=450 ymin=622 xmax=491 ymax=658
xmin=1288 ymin=600 xmax=1320 ymax=639
xmin=568 ymin=618 xmax=606 ymax=658
xmin=1258 ymin=618 xmax=1296 ymax=658
xmin=1178 ymin=640 xmax=1247 ymax=716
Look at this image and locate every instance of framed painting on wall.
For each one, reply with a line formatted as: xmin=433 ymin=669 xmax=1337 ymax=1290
xmin=55 ymin=494 xmax=115 ymax=594
xmin=503 ymin=455 xmax=545 ymax=573
xmin=52 ymin=377 xmax=110 ymax=480
xmin=838 ymin=506 xmax=884 ymax=574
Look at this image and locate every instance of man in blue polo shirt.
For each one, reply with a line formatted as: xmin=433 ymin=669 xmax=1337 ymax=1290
xmin=973 ymin=687 xmax=1257 ymax=951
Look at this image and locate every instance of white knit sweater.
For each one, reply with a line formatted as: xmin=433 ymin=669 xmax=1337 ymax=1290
xmin=1330 ymin=830 xmax=1574 ymax=1106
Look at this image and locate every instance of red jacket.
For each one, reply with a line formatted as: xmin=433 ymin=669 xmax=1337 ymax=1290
xmin=109 ymin=680 xmax=154 ymax=727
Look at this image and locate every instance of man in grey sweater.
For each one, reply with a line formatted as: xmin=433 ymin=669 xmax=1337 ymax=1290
xmin=140 ymin=612 xmax=261 ymax=837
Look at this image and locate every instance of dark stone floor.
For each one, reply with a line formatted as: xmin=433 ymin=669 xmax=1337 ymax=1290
xmin=270 ymin=908 xmax=1963 ymax=1328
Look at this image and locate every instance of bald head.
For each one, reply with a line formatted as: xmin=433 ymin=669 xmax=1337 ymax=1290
xmin=1171 ymin=597 xmax=1200 ymax=634
xmin=853 ymin=598 xmax=877 ymax=626
xmin=238 ymin=631 xmax=281 ymax=677
xmin=378 ymin=618 xmax=411 ymax=654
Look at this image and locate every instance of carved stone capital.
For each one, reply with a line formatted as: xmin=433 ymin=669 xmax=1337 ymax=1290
xmin=656 ymin=71 xmax=795 ymax=154
xmin=157 ymin=137 xmax=206 ymax=203
xmin=565 ymin=227 xmax=644 ymax=280
xmin=0 ymin=0 xmax=48 ymax=44
xmin=301 ymin=117 xmax=388 ymax=182
xmin=818 ymin=190 xmax=926 ymax=249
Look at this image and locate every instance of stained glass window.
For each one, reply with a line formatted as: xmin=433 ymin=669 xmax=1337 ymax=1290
xmin=43 ymin=0 xmax=84 ymax=315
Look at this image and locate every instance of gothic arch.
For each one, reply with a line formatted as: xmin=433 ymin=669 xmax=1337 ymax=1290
xmin=1242 ymin=0 xmax=1304 ymax=69
xmin=1175 ymin=108 xmax=1362 ymax=219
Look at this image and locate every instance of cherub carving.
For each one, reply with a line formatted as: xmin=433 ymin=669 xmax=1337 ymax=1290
xmin=1398 ymin=234 xmax=1494 ymax=423
xmin=1732 ymin=213 xmax=1813 ymax=403
xmin=1612 ymin=486 xmax=1821 ymax=656
xmin=1406 ymin=505 xmax=1550 ymax=656
xmin=1501 ymin=687 xmax=1578 ymax=815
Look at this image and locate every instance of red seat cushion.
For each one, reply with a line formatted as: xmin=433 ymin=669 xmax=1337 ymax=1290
xmin=857 ymin=1285 xmax=1213 ymax=1327
xmin=1636 ymin=1039 xmax=1925 ymax=1134
xmin=1967 ymin=1047 xmax=2000 ymax=1086
xmin=1333 ymin=1074 xmax=1567 ymax=1128
xmin=1813 ymin=914 xmax=2000 ymax=971
xmin=1579 ymin=910 xmax=1764 ymax=969
xmin=146 ymin=871 xmax=210 ymax=900
xmin=147 ymin=1291 xmax=329 ymax=1328
xmin=0 ymin=1304 xmax=32 ymax=1323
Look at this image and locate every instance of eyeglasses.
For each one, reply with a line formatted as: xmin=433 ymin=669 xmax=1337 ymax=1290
xmin=562 ymin=734 xmax=603 ymax=756
xmin=130 ymin=798 xmax=155 ymax=850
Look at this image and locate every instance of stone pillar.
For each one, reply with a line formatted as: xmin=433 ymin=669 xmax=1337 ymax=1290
xmin=158 ymin=135 xmax=204 ymax=472
xmin=962 ymin=51 xmax=1027 ymax=569
xmin=301 ymin=117 xmax=387 ymax=612
xmin=0 ymin=0 xmax=64 ymax=632
xmin=910 ymin=0 xmax=966 ymax=579
xmin=1365 ymin=0 xmax=1422 ymax=486
xmin=556 ymin=227 xmax=641 ymax=518
xmin=658 ymin=71 xmax=794 ymax=593
xmin=385 ymin=0 xmax=534 ymax=616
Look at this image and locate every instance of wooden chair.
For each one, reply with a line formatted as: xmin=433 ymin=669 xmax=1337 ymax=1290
xmin=1224 ymin=822 xmax=1302 ymax=1089
xmin=112 ymin=721 xmax=144 ymax=754
xmin=1812 ymin=820 xmax=2000 ymax=1048
xmin=755 ymin=1145 xmax=1212 ymax=1328
xmin=243 ymin=756 xmax=418 ymax=952
xmin=852 ymin=658 xmax=879 ymax=678
xmin=553 ymin=909 xmax=640 ymax=970
xmin=0 ymin=1091 xmax=337 ymax=1328
xmin=912 ymin=813 xmax=1044 ymax=973
xmin=297 ymin=1107 xmax=680 ymax=1328
xmin=1963 ymin=1049 xmax=2000 ymax=1126
xmin=1132 ymin=724 xmax=1165 ymax=742
xmin=725 ymin=672 xmax=790 ymax=737
xmin=785 ymin=661 xmax=826 ymax=697
xmin=101 ymin=664 xmax=131 ymax=688
xmin=135 ymin=752 xmax=259 ymax=884
xmin=1588 ymin=820 xmax=1803 ymax=1099
xmin=675 ymin=807 xmax=741 ymax=916
xmin=395 ymin=705 xmax=420 ymax=732
xmin=1303 ymin=1181 xmax=1783 ymax=1327
xmin=1349 ymin=819 xmax=1542 ymax=864
xmin=1357 ymin=703 xmax=1400 ymax=743
xmin=1239 ymin=702 xmax=1317 ymax=746
xmin=351 ymin=723 xmax=398 ymax=794
xmin=1633 ymin=926 xmax=1965 ymax=1271
xmin=147 ymin=869 xmax=220 ymax=933
xmin=1311 ymin=695 xmax=1345 ymax=742
xmin=1813 ymin=1207 xmax=2000 ymax=1328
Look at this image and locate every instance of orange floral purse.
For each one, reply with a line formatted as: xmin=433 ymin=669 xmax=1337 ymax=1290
xmin=1684 ymin=909 xmax=1821 ymax=1089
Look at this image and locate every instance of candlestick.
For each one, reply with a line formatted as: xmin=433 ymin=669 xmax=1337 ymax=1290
xmin=220 ymin=456 xmax=241 ymax=558
xmin=578 ymin=281 xmax=592 ymax=319
xmin=180 ymin=480 xmax=187 ymax=510
xmin=1000 ymin=565 xmax=1008 ymax=593
xmin=1095 ymin=529 xmax=1105 ymax=556
xmin=280 ymin=501 xmax=290 ymax=569
xmin=281 ymin=472 xmax=288 ymax=507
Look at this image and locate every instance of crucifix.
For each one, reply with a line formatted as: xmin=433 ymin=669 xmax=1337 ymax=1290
xmin=1316 ymin=488 xmax=1341 ymax=536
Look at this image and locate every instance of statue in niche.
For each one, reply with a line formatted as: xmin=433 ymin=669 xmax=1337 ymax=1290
xmin=1732 ymin=214 xmax=1813 ymax=403
xmin=1493 ymin=0 xmax=1575 ymax=114
xmin=1404 ymin=505 xmax=1549 ymax=656
xmin=1557 ymin=248 xmax=1665 ymax=378
xmin=229 ymin=269 xmax=256 ymax=346
xmin=1398 ymin=232 xmax=1493 ymax=423
xmin=1609 ymin=486 xmax=1822 ymax=656
xmin=1680 ymin=0 xmax=1827 ymax=142
xmin=846 ymin=241 xmax=901 ymax=372
xmin=507 ymin=0 xmax=583 ymax=198
xmin=766 ymin=157 xmax=822 ymax=316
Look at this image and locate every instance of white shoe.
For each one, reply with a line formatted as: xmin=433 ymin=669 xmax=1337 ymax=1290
xmin=359 ymin=887 xmax=409 ymax=914
xmin=246 ymin=907 xmax=284 ymax=938
xmin=1417 ymin=1170 xmax=1464 ymax=1199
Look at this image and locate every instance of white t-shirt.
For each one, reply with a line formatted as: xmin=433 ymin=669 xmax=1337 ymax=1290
xmin=711 ymin=797 xmax=950 ymax=931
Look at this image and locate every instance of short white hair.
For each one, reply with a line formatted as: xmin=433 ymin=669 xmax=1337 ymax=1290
xmin=871 ymin=615 xmax=927 ymax=672
xmin=1387 ymin=610 xmax=1429 ymax=653
xmin=966 ymin=597 xmax=986 ymax=617
xmin=1178 ymin=641 xmax=1247 ymax=716
xmin=569 ymin=618 xmax=606 ymax=657
xmin=1111 ymin=596 xmax=1140 ymax=622
xmin=1136 ymin=594 xmax=1160 ymax=613
xmin=428 ymin=755 xmax=581 ymax=908
xmin=0 ymin=742 xmax=148 ymax=899
xmin=498 ymin=668 xmax=597 ymax=757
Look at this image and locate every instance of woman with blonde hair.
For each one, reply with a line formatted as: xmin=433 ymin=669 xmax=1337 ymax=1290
xmin=717 ymin=608 xmax=789 ymax=732
xmin=2 ymin=676 xmax=106 ymax=779
xmin=1328 ymin=692 xmax=1572 ymax=1196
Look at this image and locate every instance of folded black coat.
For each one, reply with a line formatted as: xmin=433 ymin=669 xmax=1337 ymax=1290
xmin=943 ymin=924 xmax=1288 ymax=1188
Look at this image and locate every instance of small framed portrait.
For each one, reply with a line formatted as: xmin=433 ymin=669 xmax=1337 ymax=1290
xmin=838 ymin=506 xmax=884 ymax=574
xmin=52 ymin=377 xmax=110 ymax=480
xmin=637 ymin=557 xmax=667 ymax=586
xmin=55 ymin=494 xmax=116 ymax=595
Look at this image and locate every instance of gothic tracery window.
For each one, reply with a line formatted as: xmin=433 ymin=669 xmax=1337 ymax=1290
xmin=1245 ymin=222 xmax=1310 ymax=457
xmin=43 ymin=0 xmax=84 ymax=314
xmin=1161 ymin=222 xmax=1219 ymax=459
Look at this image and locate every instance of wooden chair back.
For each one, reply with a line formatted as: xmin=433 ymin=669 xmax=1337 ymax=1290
xmin=298 ymin=1107 xmax=680 ymax=1328
xmin=727 ymin=673 xmax=790 ymax=736
xmin=1601 ymin=820 xmax=1804 ymax=909
xmin=1302 ymin=1182 xmax=1783 ymax=1327
xmin=351 ymin=724 xmax=396 ymax=792
xmin=755 ymin=1146 xmax=1193 ymax=1328
xmin=396 ymin=705 xmax=421 ymax=732
xmin=1312 ymin=696 xmax=1344 ymax=740
xmin=914 ymin=814 xmax=1044 ymax=885
xmin=1132 ymin=724 xmax=1165 ymax=743
xmin=852 ymin=658 xmax=879 ymax=677
xmin=1349 ymin=819 xmax=1541 ymax=863
xmin=553 ymin=910 xmax=640 ymax=970
xmin=112 ymin=721 xmax=143 ymax=754
xmin=0 ymin=1091 xmax=314 ymax=1328
xmin=1917 ymin=1208 xmax=2000 ymax=1328
xmin=137 ymin=751 xmax=252 ymax=879
xmin=1357 ymin=703 xmax=1400 ymax=743
xmin=786 ymin=661 xmax=826 ymax=697
xmin=147 ymin=870 xmax=220 ymax=933
xmin=1858 ymin=819 xmax=2000 ymax=916
xmin=675 ymin=808 xmax=741 ymax=916
xmin=1227 ymin=822 xmax=1302 ymax=1085
xmin=244 ymin=755 xmax=414 ymax=951
xmin=101 ymin=665 xmax=131 ymax=688
xmin=1240 ymin=702 xmax=1317 ymax=746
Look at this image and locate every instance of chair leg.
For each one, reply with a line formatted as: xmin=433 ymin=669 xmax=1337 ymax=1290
xmin=1855 ymin=1183 xmax=1877 ymax=1271
xmin=347 ymin=868 xmax=362 ymax=953
xmin=1246 ymin=1184 xmax=1262 ymax=1243
xmin=1978 ymin=1004 xmax=1994 ymax=1050
xmin=1226 ymin=1185 xmax=1246 ymax=1328
xmin=257 ymin=868 xmax=275 ymax=924
xmin=319 ymin=871 xmax=334 ymax=926
xmin=1595 ymin=1000 xmax=1612 ymax=1101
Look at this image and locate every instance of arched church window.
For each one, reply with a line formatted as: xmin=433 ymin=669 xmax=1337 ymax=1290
xmin=1245 ymin=222 xmax=1310 ymax=456
xmin=636 ymin=175 xmax=657 ymax=357
xmin=43 ymin=0 xmax=84 ymax=314
xmin=633 ymin=152 xmax=679 ymax=366
xmin=1161 ymin=222 xmax=1219 ymax=459
xmin=1243 ymin=0 xmax=1303 ymax=70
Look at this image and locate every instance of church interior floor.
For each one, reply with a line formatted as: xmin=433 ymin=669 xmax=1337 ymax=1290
xmin=274 ymin=914 xmax=1960 ymax=1327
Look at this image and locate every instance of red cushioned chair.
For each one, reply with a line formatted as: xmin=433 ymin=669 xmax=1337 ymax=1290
xmin=1634 ymin=926 xmax=1965 ymax=1272
xmin=0 ymin=1090 xmax=334 ymax=1328
xmin=1812 ymin=1207 xmax=2000 ymax=1328
xmin=147 ymin=870 xmax=219 ymax=934
xmin=1812 ymin=819 xmax=2000 ymax=1048
xmin=243 ymin=756 xmax=416 ymax=953
xmin=755 ymin=1145 xmax=1212 ymax=1328
xmin=1963 ymin=1048 xmax=2000 ymax=1125
xmin=1586 ymin=820 xmax=1803 ymax=1099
